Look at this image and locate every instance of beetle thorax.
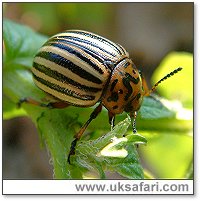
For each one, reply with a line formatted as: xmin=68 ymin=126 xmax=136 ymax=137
xmin=102 ymin=59 xmax=145 ymax=115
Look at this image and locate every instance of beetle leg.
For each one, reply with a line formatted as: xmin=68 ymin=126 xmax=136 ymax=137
xmin=130 ymin=111 xmax=137 ymax=134
xmin=47 ymin=102 xmax=70 ymax=108
xmin=68 ymin=103 xmax=102 ymax=164
xmin=17 ymin=97 xmax=69 ymax=109
xmin=108 ymin=111 xmax=115 ymax=130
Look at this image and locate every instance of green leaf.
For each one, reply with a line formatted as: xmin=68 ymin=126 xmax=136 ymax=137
xmin=37 ymin=109 xmax=83 ymax=178
xmin=3 ymin=18 xmax=47 ymax=67
xmin=74 ymin=118 xmax=145 ymax=179
xmin=3 ymin=18 xmax=48 ymax=119
xmin=139 ymin=96 xmax=175 ymax=119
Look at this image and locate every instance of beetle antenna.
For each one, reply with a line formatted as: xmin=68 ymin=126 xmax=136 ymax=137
xmin=146 ymin=67 xmax=183 ymax=96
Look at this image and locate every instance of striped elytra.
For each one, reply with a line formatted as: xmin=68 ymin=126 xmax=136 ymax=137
xmin=32 ymin=30 xmax=144 ymax=113
xmin=29 ymin=29 xmax=182 ymax=163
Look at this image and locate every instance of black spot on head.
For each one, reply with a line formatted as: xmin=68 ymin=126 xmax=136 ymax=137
xmin=118 ymin=89 xmax=123 ymax=94
xmin=123 ymin=72 xmax=140 ymax=101
xmin=107 ymin=92 xmax=119 ymax=102
xmin=125 ymin=73 xmax=140 ymax=84
xmin=110 ymin=79 xmax=118 ymax=92
xmin=112 ymin=105 xmax=118 ymax=110
xmin=122 ymin=76 xmax=133 ymax=101
xmin=132 ymin=69 xmax=136 ymax=74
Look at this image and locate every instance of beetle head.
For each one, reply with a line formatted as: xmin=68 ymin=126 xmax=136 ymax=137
xmin=102 ymin=59 xmax=145 ymax=115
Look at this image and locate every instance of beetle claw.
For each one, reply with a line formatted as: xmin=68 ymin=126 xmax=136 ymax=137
xmin=68 ymin=138 xmax=78 ymax=164
xmin=17 ymin=97 xmax=28 ymax=108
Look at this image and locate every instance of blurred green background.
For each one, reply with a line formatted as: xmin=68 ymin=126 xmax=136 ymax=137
xmin=3 ymin=2 xmax=193 ymax=179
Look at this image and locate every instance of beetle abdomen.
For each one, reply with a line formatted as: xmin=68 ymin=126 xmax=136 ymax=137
xmin=32 ymin=30 xmax=129 ymax=106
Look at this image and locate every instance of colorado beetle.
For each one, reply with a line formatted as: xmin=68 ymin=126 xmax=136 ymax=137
xmin=18 ymin=30 xmax=182 ymax=163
